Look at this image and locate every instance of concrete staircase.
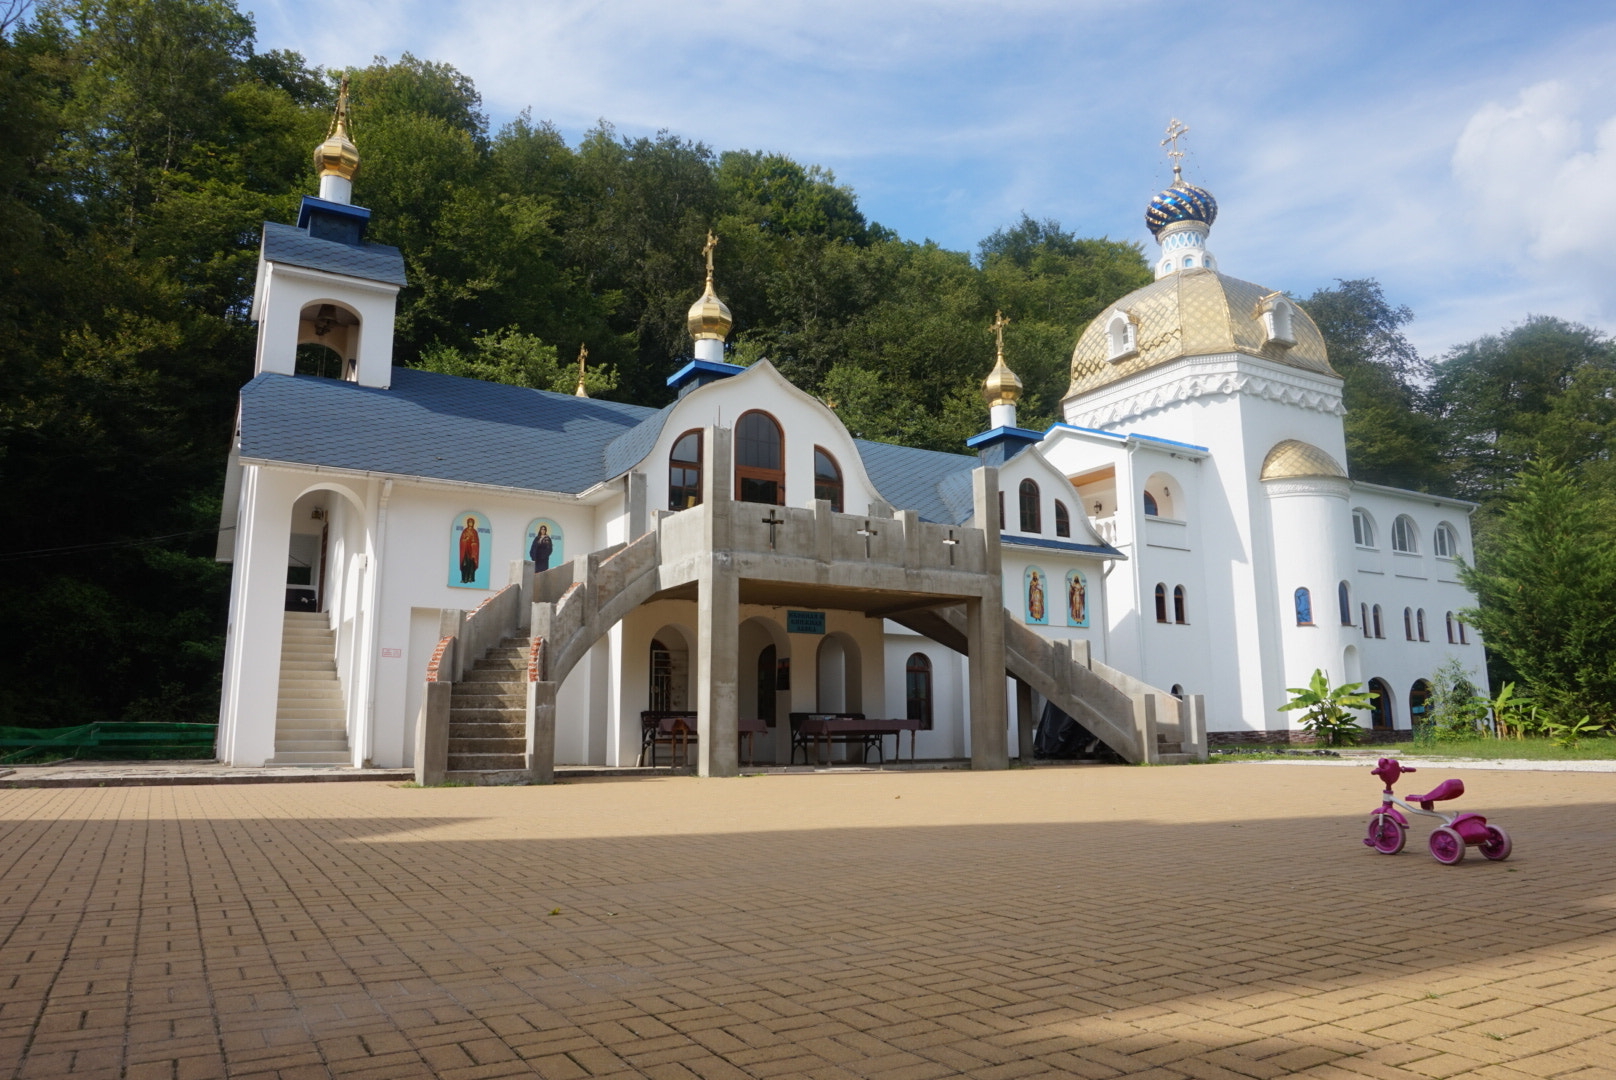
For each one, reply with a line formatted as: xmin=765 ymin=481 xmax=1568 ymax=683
xmin=446 ymin=637 xmax=529 ymax=784
xmin=270 ymin=611 xmax=351 ymax=766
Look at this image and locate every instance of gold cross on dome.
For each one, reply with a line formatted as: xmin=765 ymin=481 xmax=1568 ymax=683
xmin=702 ymin=230 xmax=718 ymax=280
xmin=991 ymin=310 xmax=1010 ymax=360
xmin=576 ymin=342 xmax=588 ymax=374
xmin=1161 ymin=118 xmax=1189 ymax=177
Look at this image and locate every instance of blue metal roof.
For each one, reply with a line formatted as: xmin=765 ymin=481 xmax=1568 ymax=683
xmin=853 ymin=439 xmax=978 ymax=525
xmin=1002 ymin=535 xmax=1124 ymax=559
xmin=238 ymin=368 xmax=656 ymax=493
xmin=261 ymin=221 xmax=407 ymax=286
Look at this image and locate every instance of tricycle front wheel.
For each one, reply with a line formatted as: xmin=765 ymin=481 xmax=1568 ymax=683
xmin=1367 ymin=813 xmax=1406 ymax=854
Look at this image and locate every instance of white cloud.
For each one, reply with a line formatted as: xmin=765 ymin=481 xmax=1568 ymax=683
xmin=1453 ymin=80 xmax=1616 ymax=264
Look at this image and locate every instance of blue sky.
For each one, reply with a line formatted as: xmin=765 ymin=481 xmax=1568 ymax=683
xmin=244 ymin=0 xmax=1616 ymax=358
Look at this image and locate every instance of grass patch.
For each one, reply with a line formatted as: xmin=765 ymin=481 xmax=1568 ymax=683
xmin=1357 ymin=736 xmax=1616 ymax=761
xmin=393 ymin=779 xmax=475 ymax=788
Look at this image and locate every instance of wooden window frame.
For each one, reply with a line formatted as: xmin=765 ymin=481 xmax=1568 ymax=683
xmin=1019 ymin=479 xmax=1041 ymax=533
xmin=813 ymin=446 xmax=844 ymax=513
xmin=734 ymin=410 xmax=785 ymax=506
xmin=668 ymin=429 xmax=703 ymax=511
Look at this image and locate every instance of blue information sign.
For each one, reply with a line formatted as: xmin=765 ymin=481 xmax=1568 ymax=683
xmin=787 ymin=610 xmax=826 ymax=635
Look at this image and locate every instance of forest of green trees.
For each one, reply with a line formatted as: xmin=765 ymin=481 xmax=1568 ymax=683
xmin=2 ymin=0 xmax=1613 ymax=731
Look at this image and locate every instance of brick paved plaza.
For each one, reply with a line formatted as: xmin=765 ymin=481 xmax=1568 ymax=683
xmin=3 ymin=764 xmax=1615 ymax=1080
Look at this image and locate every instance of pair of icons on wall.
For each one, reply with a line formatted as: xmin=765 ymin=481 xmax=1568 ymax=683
xmin=1025 ymin=567 xmax=1089 ymax=627
xmin=449 ymin=513 xmax=564 ymax=590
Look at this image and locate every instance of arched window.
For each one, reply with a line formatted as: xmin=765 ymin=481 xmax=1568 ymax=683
xmin=668 ymin=430 xmax=703 ymax=511
xmin=1458 ymin=620 xmax=1469 ymax=645
xmin=1445 ymin=611 xmax=1456 ymax=644
xmin=813 ymin=446 xmax=843 ymax=512
xmin=1295 ymin=587 xmax=1313 ymax=626
xmin=650 ymin=638 xmax=673 ymax=712
xmin=1143 ymin=491 xmax=1159 ymax=516
xmin=1391 ymin=515 xmax=1418 ymax=553
xmin=1417 ymin=609 xmax=1427 ymax=641
xmin=1360 ymin=602 xmax=1370 ymax=638
xmin=1106 ymin=312 xmax=1137 ymax=360
xmin=1019 ymin=478 xmax=1041 ymax=533
xmin=905 ymin=653 xmax=933 ymax=730
xmin=1173 ymin=585 xmax=1187 ymax=624
xmin=1403 ymin=607 xmax=1414 ymax=640
xmin=1054 ymin=500 xmax=1070 ymax=538
xmin=1372 ymin=604 xmax=1384 ymax=638
xmin=1352 ymin=509 xmax=1375 ymax=548
xmin=1170 ymin=684 xmax=1184 ymax=698
xmin=1338 ymin=581 xmax=1352 ymax=626
xmin=735 ymin=410 xmax=784 ymax=505
xmin=1154 ymin=583 xmax=1168 ymax=623
xmin=1368 ymin=678 xmax=1394 ymax=730
xmin=1409 ymin=679 xmax=1432 ymax=728
xmin=1433 ymin=522 xmax=1457 ymax=558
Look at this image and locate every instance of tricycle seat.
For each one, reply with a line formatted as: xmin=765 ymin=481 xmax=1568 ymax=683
xmin=1408 ymin=778 xmax=1464 ymax=807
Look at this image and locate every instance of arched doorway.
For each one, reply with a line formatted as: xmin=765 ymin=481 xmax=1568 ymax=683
xmin=815 ymin=632 xmax=863 ymax=715
xmin=1367 ymin=677 xmax=1393 ymax=731
xmin=648 ymin=625 xmax=694 ymax=713
xmin=738 ymin=615 xmax=791 ymax=763
xmin=1409 ymin=679 xmax=1432 ymax=732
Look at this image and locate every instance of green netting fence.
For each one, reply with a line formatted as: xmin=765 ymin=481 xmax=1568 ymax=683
xmin=0 ymin=723 xmax=217 ymax=765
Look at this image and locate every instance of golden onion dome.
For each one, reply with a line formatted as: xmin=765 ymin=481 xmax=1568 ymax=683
xmin=686 ymin=229 xmax=733 ymax=342
xmin=1259 ymin=439 xmax=1347 ymax=482
xmin=981 ymin=311 xmax=1022 ymax=407
xmin=314 ymin=76 xmax=359 ymax=182
xmin=1065 ymin=268 xmax=1336 ymax=403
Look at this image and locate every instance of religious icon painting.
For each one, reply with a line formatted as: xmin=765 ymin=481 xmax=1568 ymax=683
xmin=525 ymin=518 xmax=564 ymax=573
xmin=449 ymin=511 xmax=492 ymax=590
xmin=1024 ymin=566 xmax=1048 ymax=625
xmin=1065 ymin=569 xmax=1089 ymax=627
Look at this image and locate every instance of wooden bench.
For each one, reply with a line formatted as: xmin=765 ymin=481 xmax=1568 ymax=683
xmin=789 ymin=714 xmax=922 ymax=766
xmin=638 ymin=712 xmax=769 ymax=767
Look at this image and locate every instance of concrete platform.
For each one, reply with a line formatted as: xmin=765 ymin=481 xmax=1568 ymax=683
xmin=2 ymin=763 xmax=1613 ymax=1078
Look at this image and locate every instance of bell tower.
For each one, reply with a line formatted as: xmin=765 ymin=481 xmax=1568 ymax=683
xmin=249 ymin=76 xmax=406 ymax=389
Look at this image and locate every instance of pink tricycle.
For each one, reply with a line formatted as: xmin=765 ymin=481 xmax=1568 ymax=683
xmin=1364 ymin=757 xmax=1513 ymax=864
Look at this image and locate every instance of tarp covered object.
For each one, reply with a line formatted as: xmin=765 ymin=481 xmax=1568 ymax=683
xmin=1032 ymin=702 xmax=1122 ymax=761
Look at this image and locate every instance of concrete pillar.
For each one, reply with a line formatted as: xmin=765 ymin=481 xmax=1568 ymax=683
xmin=527 ymin=679 xmax=556 ymax=783
xmin=626 ymin=470 xmax=649 ymax=540
xmin=967 ymin=467 xmax=1008 ymax=770
xmin=1134 ymin=693 xmax=1160 ymax=765
xmin=415 ymin=679 xmax=452 ymax=785
xmin=1186 ymin=694 xmax=1208 ymax=761
xmin=697 ymin=426 xmax=739 ymax=777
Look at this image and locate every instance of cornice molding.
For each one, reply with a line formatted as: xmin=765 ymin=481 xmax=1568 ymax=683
xmin=1065 ymin=353 xmax=1346 ymax=430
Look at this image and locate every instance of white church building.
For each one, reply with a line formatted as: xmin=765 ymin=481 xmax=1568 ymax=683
xmin=215 ymin=99 xmax=1486 ymax=778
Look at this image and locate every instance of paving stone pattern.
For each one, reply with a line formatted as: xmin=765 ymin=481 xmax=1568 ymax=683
xmin=2 ymin=765 xmax=1615 ymax=1079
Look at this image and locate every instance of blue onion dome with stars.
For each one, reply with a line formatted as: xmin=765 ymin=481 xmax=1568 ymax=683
xmin=1146 ymin=175 xmax=1218 ymax=239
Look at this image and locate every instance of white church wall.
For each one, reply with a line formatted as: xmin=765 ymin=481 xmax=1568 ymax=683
xmin=881 ymin=624 xmax=967 ymax=760
xmin=252 ymin=262 xmax=399 ymax=388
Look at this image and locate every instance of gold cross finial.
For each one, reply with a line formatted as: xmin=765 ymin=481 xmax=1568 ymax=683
xmin=329 ymin=75 xmax=352 ymax=140
xmin=702 ymin=230 xmax=718 ymax=283
xmin=574 ymin=343 xmax=589 ymax=397
xmin=991 ymin=310 xmax=1010 ymax=360
xmin=1161 ymin=118 xmax=1189 ymax=180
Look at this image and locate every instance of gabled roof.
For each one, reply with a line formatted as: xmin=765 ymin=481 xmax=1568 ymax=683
xmin=261 ymin=221 xmax=408 ymax=286
xmin=238 ymin=368 xmax=656 ymax=493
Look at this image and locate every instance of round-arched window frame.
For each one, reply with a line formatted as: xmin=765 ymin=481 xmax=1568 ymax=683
xmin=735 ymin=411 xmax=784 ymax=505
xmin=813 ymin=446 xmax=843 ymax=512
xmin=668 ymin=430 xmax=703 ymax=511
xmin=1019 ymin=479 xmax=1041 ymax=533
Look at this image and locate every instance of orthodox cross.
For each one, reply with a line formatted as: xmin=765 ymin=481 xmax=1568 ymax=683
xmin=1161 ymin=118 xmax=1189 ymax=179
xmin=857 ymin=520 xmax=879 ymax=558
xmin=702 ymin=230 xmax=718 ymax=283
xmin=991 ymin=310 xmax=1010 ymax=361
xmin=575 ymin=342 xmax=588 ymax=383
xmin=760 ymin=509 xmax=784 ymax=549
xmin=942 ymin=528 xmax=960 ymax=566
xmin=329 ymin=75 xmax=352 ymax=138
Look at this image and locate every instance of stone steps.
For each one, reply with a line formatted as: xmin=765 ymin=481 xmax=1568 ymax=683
xmin=269 ymin=612 xmax=351 ymax=767
xmin=445 ymin=635 xmax=530 ymax=782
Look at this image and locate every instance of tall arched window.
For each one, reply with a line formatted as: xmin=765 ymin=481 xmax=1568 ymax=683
xmin=1372 ymin=604 xmax=1384 ymax=638
xmin=1154 ymin=583 xmax=1168 ymax=623
xmin=1392 ymin=515 xmax=1418 ymax=553
xmin=1368 ymin=678 xmax=1394 ymax=730
xmin=1054 ymin=500 xmax=1070 ymax=538
xmin=1458 ymin=620 xmax=1469 ymax=645
xmin=1338 ymin=581 xmax=1352 ymax=626
xmin=668 ymin=430 xmax=702 ymax=510
xmin=1019 ymin=479 xmax=1041 ymax=533
xmin=1295 ymin=587 xmax=1314 ymax=626
xmin=1173 ymin=585 xmax=1187 ymax=624
xmin=813 ymin=446 xmax=843 ymax=512
xmin=1352 ymin=509 xmax=1375 ymax=548
xmin=1445 ymin=611 xmax=1456 ymax=644
xmin=905 ymin=653 xmax=933 ymax=730
xmin=1417 ymin=608 xmax=1427 ymax=641
xmin=1361 ymin=602 xmax=1370 ymax=638
xmin=1403 ymin=607 xmax=1414 ymax=640
xmin=735 ymin=411 xmax=784 ymax=505
xmin=1433 ymin=523 xmax=1457 ymax=558
xmin=1143 ymin=490 xmax=1159 ymax=516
